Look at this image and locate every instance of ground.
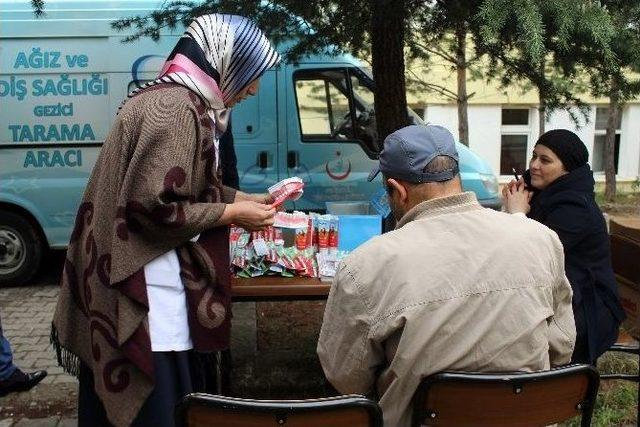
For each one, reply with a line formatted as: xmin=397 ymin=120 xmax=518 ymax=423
xmin=0 ymin=252 xmax=331 ymax=425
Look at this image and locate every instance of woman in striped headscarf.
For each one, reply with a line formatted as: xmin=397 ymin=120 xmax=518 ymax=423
xmin=52 ymin=15 xmax=280 ymax=427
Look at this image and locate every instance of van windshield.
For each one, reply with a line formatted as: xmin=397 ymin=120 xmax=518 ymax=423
xmin=293 ymin=67 xmax=425 ymax=154
xmin=349 ymin=67 xmax=425 ymax=150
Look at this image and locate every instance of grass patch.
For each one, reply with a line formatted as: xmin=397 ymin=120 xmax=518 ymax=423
xmin=560 ymin=351 xmax=638 ymax=427
xmin=595 ymin=191 xmax=640 ymax=207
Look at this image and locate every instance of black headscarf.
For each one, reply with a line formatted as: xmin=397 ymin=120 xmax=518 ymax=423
xmin=535 ymin=129 xmax=589 ymax=172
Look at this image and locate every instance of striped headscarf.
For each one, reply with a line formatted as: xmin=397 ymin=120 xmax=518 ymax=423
xmin=123 ymin=14 xmax=280 ymax=127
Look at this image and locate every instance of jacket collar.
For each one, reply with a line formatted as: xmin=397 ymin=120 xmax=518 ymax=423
xmin=396 ymin=192 xmax=482 ymax=229
xmin=540 ymin=164 xmax=594 ymax=195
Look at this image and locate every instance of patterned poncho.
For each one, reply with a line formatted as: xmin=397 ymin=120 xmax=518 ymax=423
xmin=52 ymin=14 xmax=280 ymax=427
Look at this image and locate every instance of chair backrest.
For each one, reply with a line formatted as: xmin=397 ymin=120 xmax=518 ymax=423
xmin=176 ymin=393 xmax=383 ymax=427
xmin=412 ymin=364 xmax=599 ymax=427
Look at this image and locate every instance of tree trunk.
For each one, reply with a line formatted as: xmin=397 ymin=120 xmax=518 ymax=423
xmin=370 ymin=0 xmax=409 ymax=143
xmin=538 ymin=90 xmax=545 ymax=136
xmin=604 ymin=89 xmax=620 ymax=202
xmin=455 ymin=22 xmax=469 ymax=146
xmin=538 ymin=60 xmax=546 ymax=136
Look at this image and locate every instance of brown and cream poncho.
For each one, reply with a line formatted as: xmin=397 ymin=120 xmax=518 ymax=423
xmin=52 ymin=84 xmax=236 ymax=427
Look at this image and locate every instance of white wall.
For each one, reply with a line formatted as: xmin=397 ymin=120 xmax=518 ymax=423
xmin=620 ymin=105 xmax=640 ymax=179
xmin=467 ymin=105 xmax=501 ymax=176
xmin=423 ymin=104 xmax=640 ymax=180
xmin=423 ymin=105 xmax=458 ymax=140
xmin=545 ymin=108 xmax=593 ymax=152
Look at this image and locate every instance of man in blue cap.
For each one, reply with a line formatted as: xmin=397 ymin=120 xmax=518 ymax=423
xmin=317 ymin=124 xmax=576 ymax=427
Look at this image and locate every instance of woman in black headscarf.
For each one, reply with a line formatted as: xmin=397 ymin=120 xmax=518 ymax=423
xmin=503 ymin=129 xmax=625 ymax=364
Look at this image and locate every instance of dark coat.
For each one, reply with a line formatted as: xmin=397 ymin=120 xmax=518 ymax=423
xmin=524 ymin=165 xmax=626 ymax=363
xmin=219 ymin=118 xmax=240 ymax=190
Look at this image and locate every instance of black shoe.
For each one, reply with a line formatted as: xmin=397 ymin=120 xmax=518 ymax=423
xmin=0 ymin=369 xmax=47 ymax=397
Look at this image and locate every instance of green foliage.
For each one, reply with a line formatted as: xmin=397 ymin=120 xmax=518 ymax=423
xmin=475 ymin=0 xmax=617 ymax=124
xmin=31 ymin=0 xmax=45 ymax=16
xmin=590 ymin=1 xmax=640 ymax=103
xmin=107 ymin=0 xmax=378 ymax=62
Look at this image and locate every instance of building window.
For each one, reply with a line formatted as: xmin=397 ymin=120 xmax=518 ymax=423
xmin=593 ymin=107 xmax=621 ymax=173
xmin=502 ymin=109 xmax=529 ymax=126
xmin=500 ymin=108 xmax=531 ymax=175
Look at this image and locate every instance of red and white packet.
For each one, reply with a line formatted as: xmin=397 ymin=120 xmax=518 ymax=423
xmin=268 ymin=177 xmax=304 ymax=208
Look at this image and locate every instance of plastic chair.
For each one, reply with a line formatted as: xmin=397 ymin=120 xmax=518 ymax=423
xmin=176 ymin=393 xmax=383 ymax=427
xmin=411 ymin=364 xmax=599 ymax=427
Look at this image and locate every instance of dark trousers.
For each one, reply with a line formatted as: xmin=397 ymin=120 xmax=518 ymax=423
xmin=0 ymin=315 xmax=17 ymax=381
xmin=78 ymin=351 xmax=196 ymax=427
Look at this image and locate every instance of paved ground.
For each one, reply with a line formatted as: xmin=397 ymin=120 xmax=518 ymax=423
xmin=0 ymin=250 xmax=328 ymax=425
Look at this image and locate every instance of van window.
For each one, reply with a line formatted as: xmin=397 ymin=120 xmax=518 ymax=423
xmin=294 ymin=69 xmax=354 ymax=140
xmin=294 ymin=69 xmax=378 ymax=153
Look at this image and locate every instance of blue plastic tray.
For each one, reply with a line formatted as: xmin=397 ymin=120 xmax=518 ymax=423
xmin=337 ymin=215 xmax=382 ymax=252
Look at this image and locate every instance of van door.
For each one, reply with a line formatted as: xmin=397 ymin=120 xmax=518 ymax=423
xmin=233 ymin=69 xmax=279 ymax=194
xmin=286 ymin=66 xmax=381 ymax=210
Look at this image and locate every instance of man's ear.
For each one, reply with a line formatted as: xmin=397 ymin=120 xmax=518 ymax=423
xmin=386 ymin=178 xmax=408 ymax=203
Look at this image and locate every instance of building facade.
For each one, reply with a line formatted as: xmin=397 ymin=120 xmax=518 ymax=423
xmin=422 ymin=104 xmax=640 ymax=184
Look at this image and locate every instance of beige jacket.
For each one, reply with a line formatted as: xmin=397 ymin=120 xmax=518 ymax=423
xmin=317 ymin=192 xmax=576 ymax=427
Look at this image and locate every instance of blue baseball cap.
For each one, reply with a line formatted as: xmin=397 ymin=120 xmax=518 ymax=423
xmin=367 ymin=125 xmax=459 ymax=183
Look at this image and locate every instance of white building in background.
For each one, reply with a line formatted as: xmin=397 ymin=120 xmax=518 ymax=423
xmin=421 ymin=104 xmax=640 ymax=184
xmin=407 ymin=61 xmax=640 ymax=186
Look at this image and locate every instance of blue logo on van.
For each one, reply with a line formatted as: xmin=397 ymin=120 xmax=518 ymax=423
xmin=131 ymin=55 xmax=164 ymax=88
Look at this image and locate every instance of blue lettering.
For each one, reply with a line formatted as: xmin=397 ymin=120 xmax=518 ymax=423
xmin=31 ymin=76 xmax=107 ymax=97
xmin=23 ymin=151 xmax=38 ymax=168
xmin=46 ymin=125 xmax=61 ymax=141
xmin=50 ymin=150 xmax=65 ymax=167
xmin=42 ymin=79 xmax=57 ymax=96
xmin=19 ymin=126 xmax=33 ymax=142
xmin=0 ymin=77 xmax=27 ymax=100
xmin=9 ymin=124 xmax=95 ymax=142
xmin=14 ymin=52 xmax=29 ymax=69
xmin=13 ymin=50 xmax=63 ymax=69
xmin=49 ymin=51 xmax=61 ymax=68
xmin=80 ymin=124 xmax=95 ymax=140
xmin=24 ymin=150 xmax=82 ymax=168
xmin=37 ymin=151 xmax=50 ymax=167
xmin=32 ymin=79 xmax=43 ymax=96
xmin=77 ymin=55 xmax=88 ymax=67
xmin=65 ymin=54 xmax=89 ymax=68
xmin=65 ymin=55 xmax=78 ymax=67
xmin=64 ymin=150 xmax=77 ymax=167
xmin=29 ymin=48 xmax=43 ymax=68
xmin=34 ymin=125 xmax=46 ymax=141
xmin=61 ymin=103 xmax=73 ymax=116
xmin=8 ymin=125 xmax=21 ymax=141
xmin=33 ymin=103 xmax=74 ymax=117
xmin=60 ymin=124 xmax=79 ymax=141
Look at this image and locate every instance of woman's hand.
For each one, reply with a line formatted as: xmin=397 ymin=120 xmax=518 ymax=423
xmin=234 ymin=191 xmax=274 ymax=205
xmin=251 ymin=193 xmax=275 ymax=205
xmin=503 ymin=179 xmax=533 ymax=215
xmin=222 ymin=201 xmax=275 ymax=230
xmin=502 ymin=179 xmax=518 ymax=199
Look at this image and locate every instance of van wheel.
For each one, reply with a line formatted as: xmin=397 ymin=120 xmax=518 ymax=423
xmin=0 ymin=211 xmax=44 ymax=286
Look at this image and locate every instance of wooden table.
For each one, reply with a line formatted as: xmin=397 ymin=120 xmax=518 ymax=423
xmin=231 ymin=276 xmax=331 ymax=301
